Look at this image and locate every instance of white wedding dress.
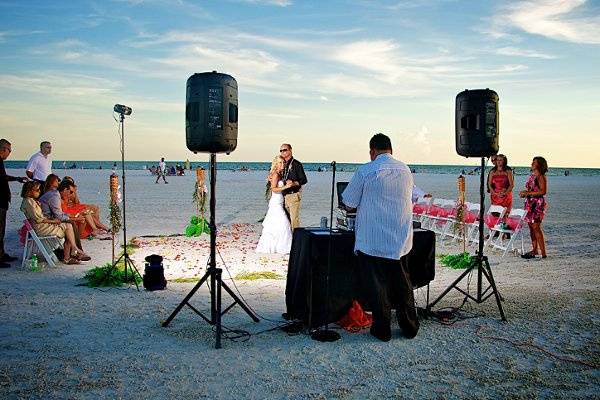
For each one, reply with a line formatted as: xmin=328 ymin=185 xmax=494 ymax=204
xmin=256 ymin=180 xmax=292 ymax=254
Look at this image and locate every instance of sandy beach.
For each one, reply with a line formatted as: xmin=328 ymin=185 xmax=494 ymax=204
xmin=1 ymin=168 xmax=599 ymax=399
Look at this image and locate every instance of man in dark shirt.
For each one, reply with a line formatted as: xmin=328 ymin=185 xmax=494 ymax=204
xmin=279 ymin=143 xmax=307 ymax=230
xmin=0 ymin=139 xmax=28 ymax=268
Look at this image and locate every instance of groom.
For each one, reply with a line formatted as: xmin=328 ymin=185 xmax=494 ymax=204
xmin=280 ymin=143 xmax=307 ymax=231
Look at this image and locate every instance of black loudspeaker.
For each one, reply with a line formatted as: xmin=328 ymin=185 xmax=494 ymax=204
xmin=186 ymin=71 xmax=238 ymax=154
xmin=455 ymin=89 xmax=499 ymax=157
xmin=143 ymin=254 xmax=166 ymax=291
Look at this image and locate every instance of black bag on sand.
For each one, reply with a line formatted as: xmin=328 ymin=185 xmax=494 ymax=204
xmin=143 ymin=254 xmax=167 ymax=291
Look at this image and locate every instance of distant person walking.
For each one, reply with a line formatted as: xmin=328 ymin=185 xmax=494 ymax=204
xmin=0 ymin=139 xmax=28 ymax=268
xmin=26 ymin=141 xmax=53 ymax=191
xmin=155 ymin=157 xmax=168 ymax=184
xmin=280 ymin=144 xmax=307 ymax=231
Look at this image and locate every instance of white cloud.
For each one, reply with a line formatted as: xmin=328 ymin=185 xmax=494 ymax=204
xmin=237 ymin=0 xmax=292 ymax=6
xmin=496 ymin=46 xmax=557 ymax=59
xmin=154 ymin=44 xmax=282 ymax=88
xmin=499 ymin=0 xmax=600 ymax=44
xmin=412 ymin=125 xmax=431 ymax=155
xmin=332 ymin=40 xmax=408 ymax=84
xmin=0 ymin=73 xmax=122 ymax=98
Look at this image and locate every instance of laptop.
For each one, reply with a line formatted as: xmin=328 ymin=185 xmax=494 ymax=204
xmin=336 ymin=182 xmax=349 ymax=208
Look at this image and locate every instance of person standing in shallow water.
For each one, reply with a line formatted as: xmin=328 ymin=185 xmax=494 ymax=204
xmin=520 ymin=156 xmax=548 ymax=260
xmin=279 ymin=144 xmax=307 ymax=231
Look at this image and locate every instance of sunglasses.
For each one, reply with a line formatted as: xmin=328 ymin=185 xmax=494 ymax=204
xmin=279 ymin=149 xmax=289 ymax=153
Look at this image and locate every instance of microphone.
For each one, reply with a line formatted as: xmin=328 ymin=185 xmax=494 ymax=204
xmin=114 ymin=104 xmax=132 ymax=115
xmin=330 ymin=161 xmax=336 ymax=167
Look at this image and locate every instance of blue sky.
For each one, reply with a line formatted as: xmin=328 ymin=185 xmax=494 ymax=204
xmin=1 ymin=0 xmax=599 ymax=167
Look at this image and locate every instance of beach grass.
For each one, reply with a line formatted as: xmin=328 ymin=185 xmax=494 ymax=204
xmin=234 ymin=271 xmax=284 ymax=280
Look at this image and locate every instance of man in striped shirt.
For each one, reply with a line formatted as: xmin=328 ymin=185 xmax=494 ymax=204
xmin=342 ymin=133 xmax=419 ymax=341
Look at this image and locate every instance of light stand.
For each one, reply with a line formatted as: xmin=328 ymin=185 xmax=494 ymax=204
xmin=113 ymin=111 xmax=142 ymax=290
xmin=311 ymin=161 xmax=341 ymax=342
xmin=162 ymin=153 xmax=259 ymax=349
xmin=427 ymin=157 xmax=506 ymax=321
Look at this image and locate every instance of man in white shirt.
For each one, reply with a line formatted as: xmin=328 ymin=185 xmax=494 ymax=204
xmin=155 ymin=157 xmax=168 ymax=184
xmin=26 ymin=141 xmax=53 ymax=189
xmin=342 ymin=133 xmax=419 ymax=341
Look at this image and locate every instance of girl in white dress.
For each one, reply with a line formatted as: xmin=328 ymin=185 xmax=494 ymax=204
xmin=256 ymin=156 xmax=293 ymax=254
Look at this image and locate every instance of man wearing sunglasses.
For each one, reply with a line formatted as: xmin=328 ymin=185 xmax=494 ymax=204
xmin=0 ymin=139 xmax=28 ymax=268
xmin=279 ymin=144 xmax=307 ymax=231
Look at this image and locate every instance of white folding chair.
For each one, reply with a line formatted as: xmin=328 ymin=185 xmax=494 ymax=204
xmin=441 ymin=201 xmax=477 ymax=244
xmin=462 ymin=202 xmax=481 ymax=245
xmin=21 ymin=219 xmax=62 ymax=268
xmin=468 ymin=204 xmax=506 ymax=246
xmin=428 ymin=199 xmax=457 ymax=238
xmin=412 ymin=196 xmax=432 ymax=224
xmin=485 ymin=208 xmax=527 ymax=257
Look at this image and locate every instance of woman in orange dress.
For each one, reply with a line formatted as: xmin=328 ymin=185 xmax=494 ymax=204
xmin=62 ymin=176 xmax=110 ymax=236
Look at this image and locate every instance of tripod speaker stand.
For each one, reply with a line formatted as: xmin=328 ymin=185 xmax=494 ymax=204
xmin=113 ymin=110 xmax=142 ymax=290
xmin=427 ymin=157 xmax=506 ymax=321
xmin=162 ymin=154 xmax=259 ymax=349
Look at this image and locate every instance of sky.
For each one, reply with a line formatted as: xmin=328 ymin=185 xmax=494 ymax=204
xmin=1 ymin=0 xmax=599 ymax=167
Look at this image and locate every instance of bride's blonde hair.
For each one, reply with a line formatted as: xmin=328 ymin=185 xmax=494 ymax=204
xmin=265 ymin=155 xmax=284 ymax=200
xmin=269 ymin=155 xmax=284 ymax=176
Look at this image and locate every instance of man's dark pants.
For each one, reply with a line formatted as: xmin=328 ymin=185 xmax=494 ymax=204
xmin=358 ymin=251 xmax=419 ymax=340
xmin=0 ymin=208 xmax=6 ymax=257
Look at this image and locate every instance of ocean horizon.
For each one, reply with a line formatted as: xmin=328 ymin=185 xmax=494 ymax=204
xmin=4 ymin=160 xmax=598 ymax=177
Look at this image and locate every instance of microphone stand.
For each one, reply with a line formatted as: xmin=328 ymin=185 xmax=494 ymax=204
xmin=311 ymin=161 xmax=341 ymax=342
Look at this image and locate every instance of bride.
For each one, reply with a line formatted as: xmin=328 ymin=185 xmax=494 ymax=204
xmin=256 ymin=155 xmax=293 ymax=254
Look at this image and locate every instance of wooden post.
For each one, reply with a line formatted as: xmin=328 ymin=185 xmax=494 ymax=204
xmin=457 ymin=175 xmax=466 ymax=253
xmin=109 ymin=174 xmax=119 ymax=265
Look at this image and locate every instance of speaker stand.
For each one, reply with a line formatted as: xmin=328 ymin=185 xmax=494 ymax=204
xmin=162 ymin=153 xmax=259 ymax=348
xmin=311 ymin=161 xmax=341 ymax=342
xmin=427 ymin=157 xmax=506 ymax=321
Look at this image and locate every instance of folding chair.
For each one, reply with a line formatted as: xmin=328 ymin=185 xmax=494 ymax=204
xmin=441 ymin=201 xmax=478 ymax=245
xmin=412 ymin=196 xmax=432 ymax=224
xmin=468 ymin=204 xmax=506 ymax=246
xmin=485 ymin=208 xmax=527 ymax=257
xmin=428 ymin=199 xmax=457 ymax=238
xmin=21 ymin=219 xmax=63 ymax=268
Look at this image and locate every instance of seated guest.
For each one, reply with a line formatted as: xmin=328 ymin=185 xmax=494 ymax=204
xmin=39 ymin=176 xmax=90 ymax=256
xmin=20 ymin=181 xmax=88 ymax=264
xmin=62 ymin=176 xmax=110 ymax=234
xmin=57 ymin=180 xmax=105 ymax=238
xmin=412 ymin=184 xmax=431 ymax=204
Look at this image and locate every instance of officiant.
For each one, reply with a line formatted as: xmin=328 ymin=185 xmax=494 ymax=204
xmin=341 ymin=133 xmax=419 ymax=342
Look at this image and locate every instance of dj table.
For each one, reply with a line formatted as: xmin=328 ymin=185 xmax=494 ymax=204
xmin=285 ymin=228 xmax=436 ymax=328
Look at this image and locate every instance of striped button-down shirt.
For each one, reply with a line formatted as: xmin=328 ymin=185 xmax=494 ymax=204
xmin=342 ymin=153 xmax=413 ymax=260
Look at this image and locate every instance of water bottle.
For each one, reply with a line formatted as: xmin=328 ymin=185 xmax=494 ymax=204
xmin=320 ymin=216 xmax=328 ymax=229
xmin=30 ymin=254 xmax=39 ymax=271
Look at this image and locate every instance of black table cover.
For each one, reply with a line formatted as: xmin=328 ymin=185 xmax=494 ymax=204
xmin=285 ymin=228 xmax=435 ymax=328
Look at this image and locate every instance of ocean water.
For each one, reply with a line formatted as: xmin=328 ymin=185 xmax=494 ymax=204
xmin=5 ymin=160 xmax=598 ymax=176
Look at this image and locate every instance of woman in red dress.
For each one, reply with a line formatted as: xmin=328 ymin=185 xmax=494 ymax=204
xmin=487 ymin=154 xmax=514 ymax=216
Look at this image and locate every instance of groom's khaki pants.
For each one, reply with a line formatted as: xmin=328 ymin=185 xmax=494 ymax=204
xmin=284 ymin=191 xmax=302 ymax=231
